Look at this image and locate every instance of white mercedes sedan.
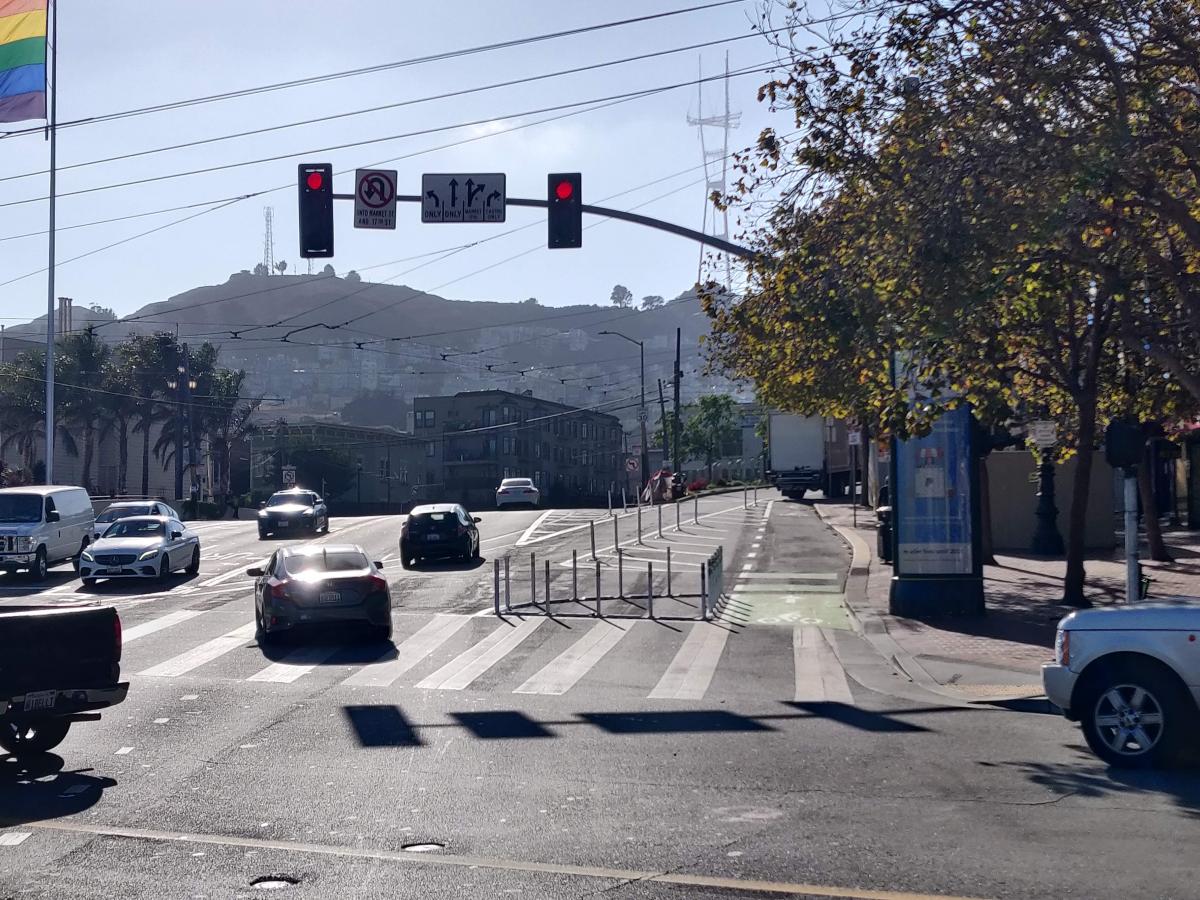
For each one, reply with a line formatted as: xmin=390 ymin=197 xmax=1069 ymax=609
xmin=80 ymin=515 xmax=201 ymax=585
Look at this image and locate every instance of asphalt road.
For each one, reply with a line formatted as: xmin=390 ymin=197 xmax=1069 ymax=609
xmin=3 ymin=492 xmax=1200 ymax=899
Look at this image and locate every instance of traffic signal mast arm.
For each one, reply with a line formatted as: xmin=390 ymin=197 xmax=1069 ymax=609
xmin=327 ymin=191 xmax=756 ymax=259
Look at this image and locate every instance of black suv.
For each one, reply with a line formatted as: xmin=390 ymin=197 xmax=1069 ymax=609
xmin=399 ymin=503 xmax=481 ymax=568
xmin=258 ymin=489 xmax=329 ymax=539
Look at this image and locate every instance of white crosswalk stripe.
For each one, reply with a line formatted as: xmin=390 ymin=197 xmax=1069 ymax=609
xmin=140 ymin=622 xmax=257 ymax=677
xmin=416 ymin=617 xmax=544 ymax=691
xmin=514 ymin=620 xmax=631 ymax=695
xmin=247 ymin=643 xmax=343 ymax=684
xmin=648 ymin=622 xmax=730 ymax=700
xmin=343 ymin=615 xmax=470 ymax=688
xmin=122 ymin=609 xmax=205 ymax=644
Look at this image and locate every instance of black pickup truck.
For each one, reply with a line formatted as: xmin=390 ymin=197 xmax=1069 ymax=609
xmin=0 ymin=604 xmax=128 ymax=757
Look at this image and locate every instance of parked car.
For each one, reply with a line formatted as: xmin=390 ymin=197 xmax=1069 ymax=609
xmin=496 ymin=477 xmax=540 ymax=508
xmin=1042 ymin=600 xmax=1200 ymax=767
xmin=258 ymin=488 xmax=329 ymax=539
xmin=0 ymin=485 xmax=95 ymax=580
xmin=93 ymin=500 xmax=178 ymax=543
xmin=79 ymin=516 xmax=200 ymax=585
xmin=0 ymin=603 xmax=128 ymax=757
xmin=399 ymin=503 xmax=481 ymax=567
xmin=247 ymin=544 xmax=391 ymax=642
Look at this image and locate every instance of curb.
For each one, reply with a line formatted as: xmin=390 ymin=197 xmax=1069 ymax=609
xmin=811 ymin=504 xmax=1045 ymax=706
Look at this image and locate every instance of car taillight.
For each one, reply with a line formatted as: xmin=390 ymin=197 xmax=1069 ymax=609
xmin=365 ymin=574 xmax=388 ymax=593
xmin=114 ymin=614 xmax=123 ymax=662
xmin=270 ymin=580 xmax=289 ymax=600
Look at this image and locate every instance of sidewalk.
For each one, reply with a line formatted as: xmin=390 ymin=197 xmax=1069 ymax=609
xmin=813 ymin=499 xmax=1200 ymax=702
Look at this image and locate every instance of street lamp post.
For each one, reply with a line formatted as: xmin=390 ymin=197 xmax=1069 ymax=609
xmin=600 ymin=330 xmax=648 ymax=493
xmin=1029 ymin=421 xmax=1065 ymax=556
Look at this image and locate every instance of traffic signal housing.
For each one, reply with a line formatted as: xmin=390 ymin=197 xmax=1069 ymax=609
xmin=547 ymin=173 xmax=582 ymax=249
xmin=298 ymin=163 xmax=334 ymax=258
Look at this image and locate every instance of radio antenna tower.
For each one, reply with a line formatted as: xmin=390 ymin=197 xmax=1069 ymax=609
xmin=263 ymin=206 xmax=275 ymax=274
xmin=686 ymin=52 xmax=740 ymax=289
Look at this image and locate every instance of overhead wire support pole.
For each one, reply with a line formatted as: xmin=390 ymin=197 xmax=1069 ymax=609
xmin=44 ymin=0 xmax=59 ymax=484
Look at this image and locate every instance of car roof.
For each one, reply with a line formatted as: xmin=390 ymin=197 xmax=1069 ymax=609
xmin=500 ymin=477 xmax=533 ymax=483
xmin=280 ymin=543 xmax=366 ymax=556
xmin=409 ymin=503 xmax=462 ymax=515
xmin=0 ymin=485 xmax=88 ymax=496
xmin=105 ymin=501 xmax=160 ymax=509
xmin=101 ymin=515 xmax=171 ymax=524
xmin=272 ymin=488 xmax=314 ymax=494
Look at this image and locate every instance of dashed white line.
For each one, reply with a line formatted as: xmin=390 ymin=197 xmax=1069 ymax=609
xmin=115 ymin=746 xmax=134 ymax=755
xmin=0 ymin=832 xmax=31 ymax=847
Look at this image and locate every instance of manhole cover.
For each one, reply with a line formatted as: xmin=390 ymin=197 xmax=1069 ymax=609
xmin=401 ymin=842 xmax=444 ymax=853
xmin=251 ymin=874 xmax=300 ymax=890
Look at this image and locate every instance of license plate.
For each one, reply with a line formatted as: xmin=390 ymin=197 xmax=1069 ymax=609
xmin=319 ymin=591 xmax=341 ymax=604
xmin=425 ymin=534 xmax=441 ymax=542
xmin=276 ymin=521 xmax=289 ymax=528
xmin=104 ymin=567 xmax=121 ymax=575
xmin=23 ymin=690 xmax=56 ymax=712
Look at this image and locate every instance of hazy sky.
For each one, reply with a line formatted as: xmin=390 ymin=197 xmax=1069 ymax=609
xmin=0 ymin=0 xmax=805 ymax=332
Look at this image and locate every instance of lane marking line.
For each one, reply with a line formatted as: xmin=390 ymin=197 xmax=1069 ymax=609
xmin=764 ymin=500 xmax=775 ymax=520
xmin=115 ymin=746 xmax=134 ymax=755
xmin=0 ymin=832 xmax=31 ymax=846
xmin=649 ymin=622 xmax=730 ymax=700
xmin=24 ymin=820 xmax=993 ymax=900
xmin=735 ymin=572 xmax=839 ymax=581
xmin=417 ymin=617 xmax=544 ymax=690
xmin=343 ymin=615 xmax=471 ymax=688
xmin=139 ymin=622 xmax=256 ymax=678
xmin=514 ymin=620 xmax=632 ymax=695
xmin=122 ymin=609 xmax=205 ymax=643
xmin=515 ymin=510 xmax=554 ymax=546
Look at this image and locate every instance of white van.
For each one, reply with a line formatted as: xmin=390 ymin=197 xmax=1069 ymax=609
xmin=0 ymin=486 xmax=95 ymax=580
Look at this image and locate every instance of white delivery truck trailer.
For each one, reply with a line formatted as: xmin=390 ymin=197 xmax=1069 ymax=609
xmin=765 ymin=413 xmax=852 ymax=499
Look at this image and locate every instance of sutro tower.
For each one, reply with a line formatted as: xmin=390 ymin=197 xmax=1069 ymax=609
xmin=263 ymin=206 xmax=275 ymax=274
xmin=686 ymin=52 xmax=740 ymax=288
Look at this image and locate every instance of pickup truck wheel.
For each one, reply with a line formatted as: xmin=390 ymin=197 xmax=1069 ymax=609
xmin=0 ymin=718 xmax=71 ymax=757
xmin=1078 ymin=662 xmax=1193 ymax=768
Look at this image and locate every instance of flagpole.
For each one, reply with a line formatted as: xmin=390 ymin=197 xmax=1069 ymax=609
xmin=43 ymin=0 xmax=57 ymax=484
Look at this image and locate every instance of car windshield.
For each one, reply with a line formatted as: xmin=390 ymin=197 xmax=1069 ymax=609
xmin=282 ymin=550 xmax=368 ymax=575
xmin=104 ymin=520 xmax=165 ymax=538
xmin=268 ymin=492 xmax=313 ymax=507
xmin=0 ymin=494 xmax=42 ymax=523
xmin=96 ymin=505 xmax=153 ymax=524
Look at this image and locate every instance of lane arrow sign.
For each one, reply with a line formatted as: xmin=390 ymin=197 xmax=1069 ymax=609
xmin=449 ymin=178 xmax=459 ymax=207
xmin=466 ymin=178 xmax=485 ymax=206
xmin=425 ymin=189 xmax=441 ymax=208
xmin=486 ymin=190 xmax=501 ymax=207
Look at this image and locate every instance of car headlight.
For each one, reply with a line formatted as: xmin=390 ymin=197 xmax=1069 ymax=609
xmin=1054 ymin=628 xmax=1070 ymax=666
xmin=258 ymin=510 xmax=269 ymax=518
xmin=81 ymin=550 xmax=94 ymax=562
xmin=301 ymin=509 xmax=313 ymax=517
xmin=17 ymin=536 xmax=32 ymax=552
xmin=138 ymin=548 xmax=161 ymax=561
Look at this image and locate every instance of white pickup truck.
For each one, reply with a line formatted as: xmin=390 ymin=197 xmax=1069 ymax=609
xmin=1042 ymin=601 xmax=1200 ymax=767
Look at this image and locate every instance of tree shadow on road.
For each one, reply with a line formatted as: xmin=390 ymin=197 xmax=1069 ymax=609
xmin=0 ymin=753 xmax=116 ymax=827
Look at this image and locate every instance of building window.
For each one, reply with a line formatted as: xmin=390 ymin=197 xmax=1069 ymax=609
xmin=378 ymin=458 xmax=390 ymax=478
xmin=484 ymin=408 xmax=498 ymax=426
xmin=425 ymin=442 xmax=435 ymax=457
xmin=535 ymin=443 xmax=542 ymax=459
xmin=502 ymin=436 xmax=514 ymax=455
xmin=502 ymin=405 xmax=512 ymax=423
xmin=416 ymin=409 xmax=435 ymax=428
xmin=581 ymin=449 xmax=590 ymax=466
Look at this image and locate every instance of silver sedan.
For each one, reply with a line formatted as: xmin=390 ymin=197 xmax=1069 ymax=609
xmin=80 ymin=515 xmax=201 ymax=585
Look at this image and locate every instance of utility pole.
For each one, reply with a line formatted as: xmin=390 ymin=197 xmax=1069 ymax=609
xmin=657 ymin=379 xmax=669 ymax=466
xmin=673 ymin=328 xmax=682 ymax=474
xmin=599 ymin=330 xmax=648 ymax=491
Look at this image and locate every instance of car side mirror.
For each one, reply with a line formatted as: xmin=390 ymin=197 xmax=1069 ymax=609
xmin=473 ymin=516 xmax=482 ymax=523
xmin=246 ymin=567 xmax=264 ymax=577
xmin=373 ymin=561 xmax=385 ymax=570
xmin=259 ymin=501 xmax=266 ymax=508
xmin=171 ymin=530 xmax=183 ymax=540
xmin=46 ymin=510 xmax=60 ymax=522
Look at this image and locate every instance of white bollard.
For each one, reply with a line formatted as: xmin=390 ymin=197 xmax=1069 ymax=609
xmin=544 ymin=559 xmax=552 ymax=616
xmin=666 ymin=546 xmax=672 ymax=596
xmin=493 ymin=558 xmax=501 ymax=616
xmin=700 ymin=563 xmax=708 ymax=621
xmin=572 ymin=549 xmax=578 ymax=601
xmin=622 ymin=487 xmax=627 ymax=511
xmin=590 ymin=520 xmax=597 ymax=561
xmin=617 ymin=548 xmax=625 ymax=598
xmin=657 ymin=504 xmax=663 ymax=539
xmin=608 ymin=488 xmax=613 ymax=517
xmin=646 ymin=562 xmax=655 ymax=620
xmin=612 ymin=514 xmax=619 ymax=551
xmin=694 ymin=496 xmax=699 ymax=525
xmin=675 ymin=500 xmax=681 ymax=532
xmin=503 ymin=556 xmax=511 ymax=612
xmin=595 ymin=560 xmax=602 ymax=617
xmin=637 ymin=505 xmax=643 ymax=544
xmin=743 ymin=487 xmax=748 ymax=509
xmin=530 ymin=552 xmax=536 ymax=609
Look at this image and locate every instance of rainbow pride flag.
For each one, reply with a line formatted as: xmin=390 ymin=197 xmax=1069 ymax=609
xmin=0 ymin=0 xmax=47 ymax=123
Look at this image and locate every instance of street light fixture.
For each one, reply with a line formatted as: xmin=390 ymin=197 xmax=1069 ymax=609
xmin=599 ymin=330 xmax=648 ymax=491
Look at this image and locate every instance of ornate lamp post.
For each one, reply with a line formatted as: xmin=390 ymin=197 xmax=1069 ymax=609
xmin=1029 ymin=420 xmax=1065 ymax=555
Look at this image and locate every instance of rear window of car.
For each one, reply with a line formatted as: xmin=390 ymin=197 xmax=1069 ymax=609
xmin=501 ymin=479 xmax=533 ymax=488
xmin=97 ymin=505 xmax=153 ymax=524
xmin=283 ymin=550 xmax=368 ymax=574
xmin=411 ymin=511 xmax=453 ymax=526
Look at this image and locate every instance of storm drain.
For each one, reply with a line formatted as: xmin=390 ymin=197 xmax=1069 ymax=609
xmin=250 ymin=874 xmax=301 ymax=890
xmin=401 ymin=842 xmax=444 ymax=853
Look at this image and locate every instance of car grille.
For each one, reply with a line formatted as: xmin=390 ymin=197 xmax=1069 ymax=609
xmin=94 ymin=553 xmax=137 ymax=566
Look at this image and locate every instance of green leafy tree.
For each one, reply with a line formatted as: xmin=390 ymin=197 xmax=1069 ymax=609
xmin=641 ymin=295 xmax=665 ymax=310
xmin=609 ymin=285 xmax=633 ymax=309
xmin=59 ymin=326 xmax=112 ymax=490
xmin=681 ymin=396 xmax=739 ymax=482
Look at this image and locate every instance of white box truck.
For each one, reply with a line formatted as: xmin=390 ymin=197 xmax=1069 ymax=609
xmin=765 ymin=413 xmax=852 ymax=499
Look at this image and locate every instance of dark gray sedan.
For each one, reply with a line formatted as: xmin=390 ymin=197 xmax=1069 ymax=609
xmin=247 ymin=544 xmax=392 ymax=643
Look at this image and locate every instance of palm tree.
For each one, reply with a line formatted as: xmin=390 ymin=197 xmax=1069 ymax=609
xmin=120 ymin=333 xmax=178 ymax=497
xmin=203 ymin=369 xmax=263 ymax=511
xmin=59 ymin=327 xmax=112 ymax=491
xmin=100 ymin=357 xmax=138 ymax=494
xmin=0 ymin=348 xmax=78 ymax=480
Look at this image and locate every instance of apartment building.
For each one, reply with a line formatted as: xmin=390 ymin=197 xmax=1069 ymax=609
xmin=412 ymin=389 xmax=623 ymax=507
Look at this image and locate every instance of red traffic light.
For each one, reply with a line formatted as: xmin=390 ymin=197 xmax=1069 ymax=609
xmin=306 ymin=171 xmax=325 ymax=191
xmin=555 ymin=179 xmax=574 ymax=201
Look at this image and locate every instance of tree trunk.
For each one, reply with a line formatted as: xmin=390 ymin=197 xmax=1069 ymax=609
xmin=117 ymin=419 xmax=129 ymax=494
xmin=1138 ymin=447 xmax=1172 ymax=562
xmin=979 ymin=454 xmax=996 ymax=565
xmin=1062 ymin=396 xmax=1097 ymax=608
xmin=140 ymin=413 xmax=151 ymax=497
xmin=81 ymin=418 xmax=95 ymax=491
